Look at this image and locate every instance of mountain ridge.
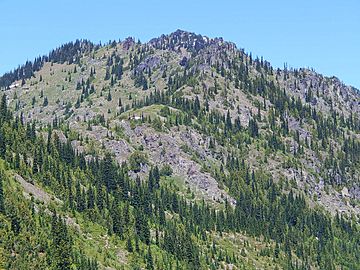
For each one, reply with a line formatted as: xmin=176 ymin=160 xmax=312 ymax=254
xmin=2 ymin=29 xmax=359 ymax=91
xmin=0 ymin=29 xmax=360 ymax=269
xmin=3 ymin=30 xmax=360 ymax=203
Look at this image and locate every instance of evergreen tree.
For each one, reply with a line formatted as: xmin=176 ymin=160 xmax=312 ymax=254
xmin=0 ymin=94 xmax=8 ymax=121
xmin=146 ymin=247 xmax=154 ymax=270
xmin=104 ymin=68 xmax=110 ymax=80
xmin=107 ymin=90 xmax=112 ymax=101
xmin=126 ymin=237 xmax=133 ymax=252
xmin=226 ymin=110 xmax=232 ymax=131
xmin=76 ymin=81 xmax=81 ymax=90
xmin=43 ymin=96 xmax=48 ymax=106
xmin=51 ymin=213 xmax=72 ymax=270
xmin=0 ymin=170 xmax=4 ymax=213
xmin=101 ymin=153 xmax=115 ymax=191
xmin=0 ymin=131 xmax=6 ymax=159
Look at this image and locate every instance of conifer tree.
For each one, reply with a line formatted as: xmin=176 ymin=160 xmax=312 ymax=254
xmin=0 ymin=131 xmax=5 ymax=159
xmin=104 ymin=68 xmax=110 ymax=80
xmin=43 ymin=96 xmax=48 ymax=106
xmin=0 ymin=94 xmax=7 ymax=121
xmin=51 ymin=213 xmax=72 ymax=269
xmin=126 ymin=237 xmax=133 ymax=252
xmin=0 ymin=170 xmax=4 ymax=213
xmin=146 ymin=247 xmax=154 ymax=270
xmin=226 ymin=110 xmax=232 ymax=131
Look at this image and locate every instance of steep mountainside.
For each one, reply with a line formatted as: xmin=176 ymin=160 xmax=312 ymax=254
xmin=0 ymin=30 xmax=360 ymax=269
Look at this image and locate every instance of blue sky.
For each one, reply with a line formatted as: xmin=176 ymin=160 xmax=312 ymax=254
xmin=1 ymin=0 xmax=359 ymax=88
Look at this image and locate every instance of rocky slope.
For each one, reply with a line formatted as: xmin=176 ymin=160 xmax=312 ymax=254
xmin=1 ymin=29 xmax=360 ymax=269
xmin=3 ymin=30 xmax=359 ymax=215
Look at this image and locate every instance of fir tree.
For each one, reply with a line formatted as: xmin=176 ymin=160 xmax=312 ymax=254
xmin=43 ymin=96 xmax=48 ymax=107
xmin=51 ymin=213 xmax=72 ymax=269
xmin=107 ymin=90 xmax=112 ymax=101
xmin=146 ymin=247 xmax=154 ymax=270
xmin=126 ymin=237 xmax=133 ymax=252
xmin=0 ymin=170 xmax=4 ymax=213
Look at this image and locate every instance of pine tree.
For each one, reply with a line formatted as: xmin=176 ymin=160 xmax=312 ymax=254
xmin=101 ymin=153 xmax=115 ymax=191
xmin=226 ymin=110 xmax=232 ymax=131
xmin=143 ymin=77 xmax=148 ymax=90
xmin=104 ymin=68 xmax=110 ymax=80
xmin=76 ymin=181 xmax=85 ymax=212
xmin=87 ymin=186 xmax=95 ymax=209
xmin=0 ymin=131 xmax=6 ymax=159
xmin=148 ymin=167 xmax=154 ymax=192
xmin=0 ymin=94 xmax=8 ymax=121
xmin=146 ymin=247 xmax=154 ymax=270
xmin=0 ymin=170 xmax=5 ymax=213
xmin=153 ymin=165 xmax=160 ymax=189
xmin=76 ymin=81 xmax=81 ymax=90
xmin=51 ymin=213 xmax=72 ymax=269
xmin=75 ymin=97 xmax=80 ymax=108
xmin=248 ymin=118 xmax=259 ymax=138
xmin=126 ymin=237 xmax=133 ymax=252
xmin=43 ymin=96 xmax=48 ymax=106
xmin=111 ymin=205 xmax=123 ymax=236
xmin=193 ymin=96 xmax=200 ymax=116
xmin=135 ymin=208 xmax=150 ymax=245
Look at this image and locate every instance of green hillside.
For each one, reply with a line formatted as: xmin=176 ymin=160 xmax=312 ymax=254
xmin=0 ymin=30 xmax=360 ymax=269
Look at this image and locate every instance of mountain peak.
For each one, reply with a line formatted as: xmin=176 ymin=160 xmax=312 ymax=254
xmin=148 ymin=29 xmax=234 ymax=52
xmin=1 ymin=28 xmax=360 ymax=270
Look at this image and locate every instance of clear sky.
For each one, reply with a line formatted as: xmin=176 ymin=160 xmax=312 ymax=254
xmin=1 ymin=0 xmax=359 ymax=88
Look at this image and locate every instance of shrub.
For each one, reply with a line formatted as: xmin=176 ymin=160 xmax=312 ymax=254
xmin=129 ymin=151 xmax=148 ymax=172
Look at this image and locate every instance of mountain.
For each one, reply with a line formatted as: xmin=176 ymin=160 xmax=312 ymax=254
xmin=0 ymin=29 xmax=359 ymax=269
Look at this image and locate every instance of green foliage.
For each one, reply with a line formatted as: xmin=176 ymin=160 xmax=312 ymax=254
xmin=159 ymin=106 xmax=170 ymax=117
xmin=0 ymin=170 xmax=4 ymax=214
xmin=51 ymin=213 xmax=72 ymax=269
xmin=160 ymin=164 xmax=173 ymax=177
xmin=151 ymin=117 xmax=163 ymax=131
xmin=0 ymin=32 xmax=360 ymax=270
xmin=128 ymin=151 xmax=148 ymax=172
